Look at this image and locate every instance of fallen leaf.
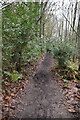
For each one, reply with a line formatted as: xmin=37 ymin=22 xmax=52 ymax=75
xmin=5 ymin=104 xmax=9 ymax=107
xmin=68 ymin=108 xmax=76 ymax=113
xmin=10 ymin=105 xmax=15 ymax=110
xmin=5 ymin=96 xmax=10 ymax=100
xmin=72 ymin=87 xmax=78 ymax=94
xmin=11 ymin=93 xmax=15 ymax=97
xmin=76 ymin=94 xmax=80 ymax=99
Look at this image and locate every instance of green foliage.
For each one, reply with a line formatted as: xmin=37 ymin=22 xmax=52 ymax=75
xmin=52 ymin=40 xmax=76 ymax=67
xmin=68 ymin=64 xmax=77 ymax=71
xmin=63 ymin=79 xmax=68 ymax=83
xmin=22 ymin=37 xmax=47 ymax=63
xmin=2 ymin=2 xmax=40 ymax=71
xmin=4 ymin=70 xmax=22 ymax=82
xmin=59 ymin=62 xmax=78 ymax=81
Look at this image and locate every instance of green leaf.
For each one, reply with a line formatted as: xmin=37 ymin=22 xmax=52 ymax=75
xmin=4 ymin=71 xmax=22 ymax=82
xmin=4 ymin=71 xmax=11 ymax=76
xmin=11 ymin=73 xmax=22 ymax=82
xmin=63 ymin=79 xmax=68 ymax=83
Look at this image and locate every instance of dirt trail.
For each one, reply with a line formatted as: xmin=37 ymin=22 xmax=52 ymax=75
xmin=12 ymin=53 xmax=75 ymax=118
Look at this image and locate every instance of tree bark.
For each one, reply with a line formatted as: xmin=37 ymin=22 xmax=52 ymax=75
xmin=73 ymin=1 xmax=78 ymax=30
xmin=77 ymin=1 xmax=80 ymax=70
xmin=77 ymin=15 xmax=80 ymax=71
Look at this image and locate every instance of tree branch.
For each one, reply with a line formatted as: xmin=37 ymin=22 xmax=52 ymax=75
xmin=2 ymin=3 xmax=11 ymax=9
xmin=63 ymin=13 xmax=80 ymax=38
xmin=36 ymin=2 xmax=48 ymax=24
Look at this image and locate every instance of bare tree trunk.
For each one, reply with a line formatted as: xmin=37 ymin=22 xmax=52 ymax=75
xmin=39 ymin=3 xmax=42 ymax=37
xmin=77 ymin=15 xmax=80 ymax=71
xmin=61 ymin=0 xmax=64 ymax=40
xmin=65 ymin=19 xmax=67 ymax=38
xmin=73 ymin=0 xmax=78 ymax=30
xmin=72 ymin=0 xmax=78 ymax=62
xmin=77 ymin=2 xmax=80 ymax=70
xmin=65 ymin=6 xmax=70 ymax=39
xmin=43 ymin=22 xmax=45 ymax=37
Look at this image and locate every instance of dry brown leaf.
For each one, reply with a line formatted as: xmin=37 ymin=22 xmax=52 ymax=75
xmin=10 ymin=105 xmax=15 ymax=110
xmin=26 ymin=80 xmax=29 ymax=84
xmin=11 ymin=93 xmax=15 ymax=97
xmin=76 ymin=94 xmax=80 ymax=99
xmin=68 ymin=108 xmax=76 ymax=113
xmin=72 ymin=100 xmax=78 ymax=105
xmin=72 ymin=87 xmax=78 ymax=94
xmin=5 ymin=96 xmax=10 ymax=100
xmin=5 ymin=104 xmax=9 ymax=107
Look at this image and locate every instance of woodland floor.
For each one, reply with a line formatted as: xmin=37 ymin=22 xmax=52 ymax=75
xmin=2 ymin=53 xmax=80 ymax=119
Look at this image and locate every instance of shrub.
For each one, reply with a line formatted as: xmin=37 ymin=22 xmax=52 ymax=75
xmin=2 ymin=3 xmax=40 ymax=72
xmin=52 ymin=40 xmax=76 ymax=67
